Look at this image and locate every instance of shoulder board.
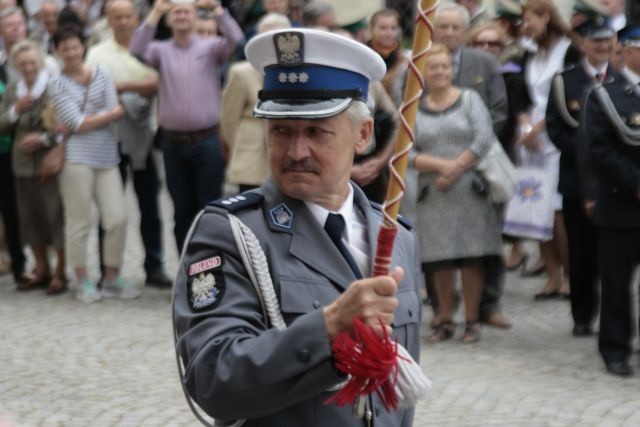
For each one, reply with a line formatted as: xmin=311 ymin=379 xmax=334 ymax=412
xmin=209 ymin=192 xmax=264 ymax=213
xmin=370 ymin=202 xmax=413 ymax=230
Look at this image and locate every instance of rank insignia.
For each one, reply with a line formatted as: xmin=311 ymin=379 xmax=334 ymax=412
xmin=630 ymin=113 xmax=640 ymax=126
xmin=274 ymin=32 xmax=304 ymax=66
xmin=270 ymin=203 xmax=293 ymax=229
xmin=568 ymin=99 xmax=581 ymax=111
xmin=187 ymin=255 xmax=225 ymax=311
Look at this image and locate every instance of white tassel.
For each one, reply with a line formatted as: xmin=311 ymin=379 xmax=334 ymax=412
xmin=394 ymin=344 xmax=432 ymax=408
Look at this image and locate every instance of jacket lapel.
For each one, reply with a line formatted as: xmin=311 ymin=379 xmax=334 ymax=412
xmin=262 ymin=179 xmax=357 ymax=291
xmin=353 ymin=185 xmax=381 ymax=270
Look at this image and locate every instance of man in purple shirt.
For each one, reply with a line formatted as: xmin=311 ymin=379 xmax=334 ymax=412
xmin=130 ymin=0 xmax=244 ymax=250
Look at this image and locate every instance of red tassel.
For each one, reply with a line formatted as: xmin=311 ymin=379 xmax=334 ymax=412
xmin=325 ymin=318 xmax=399 ymax=412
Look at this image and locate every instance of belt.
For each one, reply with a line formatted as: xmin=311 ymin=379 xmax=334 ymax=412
xmin=162 ymin=125 xmax=218 ymax=144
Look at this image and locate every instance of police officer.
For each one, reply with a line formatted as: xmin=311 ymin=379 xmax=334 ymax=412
xmin=584 ymin=24 xmax=640 ymax=377
xmin=546 ymin=17 xmax=618 ymax=337
xmin=172 ymin=28 xmax=423 ymax=424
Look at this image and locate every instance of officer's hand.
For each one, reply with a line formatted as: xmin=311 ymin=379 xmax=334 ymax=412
xmin=323 ymin=267 xmax=403 ymax=341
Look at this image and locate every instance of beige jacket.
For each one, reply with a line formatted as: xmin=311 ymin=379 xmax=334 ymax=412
xmin=221 ymin=61 xmax=269 ymax=186
xmin=0 ymin=81 xmax=54 ymax=178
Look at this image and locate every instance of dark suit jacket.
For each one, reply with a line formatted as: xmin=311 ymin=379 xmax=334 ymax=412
xmin=456 ymin=47 xmax=508 ymax=134
xmin=546 ymin=63 xmax=619 ymax=199
xmin=585 ymin=72 xmax=640 ymax=229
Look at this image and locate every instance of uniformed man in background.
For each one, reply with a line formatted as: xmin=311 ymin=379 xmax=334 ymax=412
xmin=546 ymin=17 xmax=617 ymax=338
xmin=584 ymin=23 xmax=640 ymax=377
xmin=172 ymin=28 xmax=422 ymax=425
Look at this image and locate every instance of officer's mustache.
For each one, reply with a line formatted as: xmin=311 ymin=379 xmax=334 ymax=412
xmin=281 ymin=158 xmax=318 ymax=173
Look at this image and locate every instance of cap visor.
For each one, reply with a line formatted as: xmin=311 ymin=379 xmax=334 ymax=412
xmin=254 ymin=98 xmax=354 ymax=119
xmin=587 ymin=30 xmax=616 ymax=39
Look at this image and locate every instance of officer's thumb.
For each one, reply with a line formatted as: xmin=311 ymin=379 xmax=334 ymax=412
xmin=390 ymin=267 xmax=404 ymax=290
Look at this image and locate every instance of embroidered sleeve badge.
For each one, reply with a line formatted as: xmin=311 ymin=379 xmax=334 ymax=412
xmin=187 ymin=255 xmax=225 ymax=311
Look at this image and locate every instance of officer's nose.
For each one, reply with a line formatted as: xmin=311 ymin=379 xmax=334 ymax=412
xmin=287 ymin=135 xmax=311 ymax=161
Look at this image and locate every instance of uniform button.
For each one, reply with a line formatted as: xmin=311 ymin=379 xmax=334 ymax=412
xmin=313 ymin=300 xmax=321 ymax=309
xmin=297 ymin=349 xmax=311 ymax=363
xmin=408 ymin=308 xmax=413 ymax=317
xmin=375 ymin=405 xmax=380 ymax=417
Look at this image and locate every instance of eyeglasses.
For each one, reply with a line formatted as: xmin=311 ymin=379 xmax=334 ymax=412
xmin=472 ymin=40 xmax=503 ymax=49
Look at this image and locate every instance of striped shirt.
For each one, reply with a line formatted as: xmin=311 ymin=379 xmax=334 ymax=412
xmin=49 ymin=65 xmax=120 ymax=168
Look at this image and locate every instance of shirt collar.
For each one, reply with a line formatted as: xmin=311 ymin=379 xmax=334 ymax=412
xmin=16 ymin=69 xmax=50 ymax=98
xmin=305 ymin=184 xmax=355 ymax=241
xmin=471 ymin=6 xmax=486 ymax=20
xmin=582 ymin=59 xmax=607 ymax=79
xmin=622 ymin=66 xmax=640 ymax=85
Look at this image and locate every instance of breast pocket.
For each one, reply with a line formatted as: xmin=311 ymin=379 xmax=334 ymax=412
xmin=279 ymin=276 xmax=340 ymax=324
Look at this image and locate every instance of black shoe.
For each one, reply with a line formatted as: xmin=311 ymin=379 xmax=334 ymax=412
xmin=145 ymin=271 xmax=173 ymax=288
xmin=505 ymin=254 xmax=528 ymax=272
xmin=533 ymin=291 xmax=560 ymax=301
xmin=605 ymin=360 xmax=634 ymax=377
xmin=522 ymin=264 xmax=547 ymax=277
xmin=572 ymin=324 xmax=593 ymax=337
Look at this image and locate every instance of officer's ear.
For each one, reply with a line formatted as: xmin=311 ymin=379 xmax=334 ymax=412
xmin=354 ymin=117 xmax=373 ymax=155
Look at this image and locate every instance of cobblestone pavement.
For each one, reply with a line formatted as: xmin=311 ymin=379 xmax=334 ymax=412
xmin=1 ymin=183 xmax=639 ymax=427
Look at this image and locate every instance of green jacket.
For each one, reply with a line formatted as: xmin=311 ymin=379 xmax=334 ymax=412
xmin=0 ymin=80 xmax=12 ymax=154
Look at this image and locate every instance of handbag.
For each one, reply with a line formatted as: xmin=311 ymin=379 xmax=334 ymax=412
xmin=40 ymin=141 xmax=65 ymax=183
xmin=502 ymin=166 xmax=556 ymax=241
xmin=476 ymin=138 xmax=518 ymax=203
xmin=460 ymin=90 xmax=517 ymax=203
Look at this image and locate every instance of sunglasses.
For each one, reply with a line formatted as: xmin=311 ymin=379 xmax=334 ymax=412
xmin=472 ymin=40 xmax=503 ymax=48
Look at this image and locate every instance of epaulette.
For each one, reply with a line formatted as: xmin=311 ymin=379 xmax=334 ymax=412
xmin=209 ymin=192 xmax=264 ymax=213
xmin=370 ymin=201 xmax=412 ymax=230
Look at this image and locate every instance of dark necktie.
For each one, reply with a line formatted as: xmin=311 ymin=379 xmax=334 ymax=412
xmin=596 ymin=73 xmax=603 ymax=82
xmin=324 ymin=213 xmax=363 ymax=279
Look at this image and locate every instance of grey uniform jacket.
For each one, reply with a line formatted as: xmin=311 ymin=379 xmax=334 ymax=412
xmin=173 ymin=178 xmax=423 ymax=426
xmin=456 ymin=47 xmax=508 ymax=135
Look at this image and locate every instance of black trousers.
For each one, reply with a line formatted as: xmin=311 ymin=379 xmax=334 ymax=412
xmin=0 ymin=152 xmax=26 ymax=281
xmin=598 ymin=228 xmax=640 ymax=364
xmin=563 ymin=197 xmax=599 ymax=326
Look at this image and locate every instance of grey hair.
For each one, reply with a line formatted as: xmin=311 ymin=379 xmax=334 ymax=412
xmin=302 ymin=1 xmax=334 ymax=26
xmin=9 ymin=39 xmax=43 ymax=66
xmin=257 ymin=12 xmax=291 ymax=34
xmin=435 ymin=2 xmax=470 ymax=29
xmin=0 ymin=6 xmax=24 ymax=26
xmin=345 ymin=100 xmax=372 ymax=130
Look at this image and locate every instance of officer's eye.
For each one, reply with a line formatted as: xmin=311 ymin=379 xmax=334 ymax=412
xmin=271 ymin=125 xmax=290 ymax=136
xmin=308 ymin=127 xmax=330 ymax=137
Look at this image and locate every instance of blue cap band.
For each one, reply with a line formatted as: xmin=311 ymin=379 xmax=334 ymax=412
xmin=620 ymin=26 xmax=640 ymax=42
xmin=263 ymin=65 xmax=370 ymax=100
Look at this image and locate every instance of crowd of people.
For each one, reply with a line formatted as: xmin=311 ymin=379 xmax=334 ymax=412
xmin=0 ymin=0 xmax=639 ymax=379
